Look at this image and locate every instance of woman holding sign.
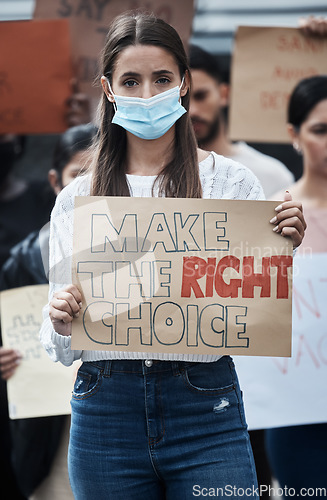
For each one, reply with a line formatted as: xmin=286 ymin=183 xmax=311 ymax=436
xmin=40 ymin=13 xmax=306 ymax=499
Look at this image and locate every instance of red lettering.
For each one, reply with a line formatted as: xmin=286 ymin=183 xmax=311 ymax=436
xmin=205 ymin=258 xmax=217 ymax=297
xmin=293 ymin=280 xmax=321 ymax=319
xmin=295 ymin=334 xmax=320 ymax=368
xmin=181 ymin=255 xmax=291 ymax=300
xmin=276 ymin=34 xmax=322 ymax=53
xmin=305 ymin=37 xmax=323 ymax=53
xmin=276 ymin=35 xmax=287 ymax=51
xmin=260 ymin=91 xmax=290 ymax=110
xmin=272 ymin=66 xmax=318 ymax=82
xmin=273 ymin=358 xmax=289 ymax=375
xmin=214 ymin=255 xmax=241 ymax=298
xmin=271 ymin=255 xmax=292 ymax=299
xmin=273 ymin=335 xmax=327 ymax=374
xmin=242 ymin=257 xmax=271 ymax=298
xmin=181 ymin=256 xmax=207 ymax=298
xmin=293 ymin=36 xmax=302 ymax=51
xmin=272 ymin=66 xmax=283 ymax=78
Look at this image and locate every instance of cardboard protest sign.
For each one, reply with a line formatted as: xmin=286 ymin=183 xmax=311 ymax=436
xmin=71 ymin=197 xmax=293 ymax=356
xmin=229 ymin=26 xmax=327 ymax=143
xmin=234 ymin=253 xmax=327 ymax=430
xmin=0 ymin=285 xmax=78 ymax=419
xmin=0 ymin=19 xmax=73 ymax=134
xmin=33 ymin=0 xmax=195 ymax=116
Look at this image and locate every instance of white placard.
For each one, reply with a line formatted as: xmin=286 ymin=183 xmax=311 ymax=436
xmin=0 ymin=285 xmax=79 ymax=419
xmin=234 ymin=253 xmax=327 ymax=430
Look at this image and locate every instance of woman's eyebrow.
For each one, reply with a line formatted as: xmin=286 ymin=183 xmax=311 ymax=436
xmin=120 ymin=71 xmax=141 ymax=78
xmin=120 ymin=70 xmax=175 ymax=78
xmin=152 ymin=70 xmax=174 ymax=76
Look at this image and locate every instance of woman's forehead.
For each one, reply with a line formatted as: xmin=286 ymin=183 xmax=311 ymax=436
xmin=113 ymin=44 xmax=179 ymax=75
xmin=305 ymin=98 xmax=327 ymax=124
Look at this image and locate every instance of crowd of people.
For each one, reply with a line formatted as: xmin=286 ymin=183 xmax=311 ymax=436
xmin=0 ymin=10 xmax=326 ymax=500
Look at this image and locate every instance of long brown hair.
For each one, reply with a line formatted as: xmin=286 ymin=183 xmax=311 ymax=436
xmin=90 ymin=12 xmax=202 ymax=198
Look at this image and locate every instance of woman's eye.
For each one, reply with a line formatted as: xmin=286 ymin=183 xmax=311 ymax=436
xmin=156 ymin=77 xmax=170 ymax=85
xmin=124 ymin=80 xmax=138 ymax=87
xmin=312 ymin=126 xmax=327 ymax=135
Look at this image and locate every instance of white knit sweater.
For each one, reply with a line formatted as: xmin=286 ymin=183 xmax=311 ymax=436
xmin=40 ymin=152 xmax=265 ymax=366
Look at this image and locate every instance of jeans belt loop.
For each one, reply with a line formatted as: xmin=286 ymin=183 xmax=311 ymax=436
xmin=103 ymin=360 xmax=112 ymax=377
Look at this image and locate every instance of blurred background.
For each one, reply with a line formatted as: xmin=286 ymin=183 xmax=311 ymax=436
xmin=1 ymin=3 xmax=326 ymax=499
xmin=1 ymin=0 xmax=327 ymax=181
xmin=0 ymin=0 xmax=327 ymax=183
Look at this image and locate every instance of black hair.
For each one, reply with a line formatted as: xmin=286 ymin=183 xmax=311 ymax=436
xmin=188 ymin=44 xmax=225 ymax=83
xmin=288 ymin=75 xmax=327 ymax=128
xmin=53 ymin=123 xmax=98 ymax=182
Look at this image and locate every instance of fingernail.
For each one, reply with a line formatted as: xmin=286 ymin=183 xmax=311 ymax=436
xmin=74 ymin=312 xmax=80 ymax=318
xmin=270 ymin=216 xmax=277 ymax=224
xmin=15 ymin=359 xmax=22 ymax=365
xmin=273 ymin=226 xmax=279 ymax=232
xmin=79 ymin=302 xmax=82 ymax=309
xmin=275 ymin=205 xmax=283 ymax=212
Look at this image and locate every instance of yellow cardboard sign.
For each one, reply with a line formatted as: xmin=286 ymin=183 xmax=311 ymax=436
xmin=229 ymin=26 xmax=327 ymax=143
xmin=71 ymin=197 xmax=293 ymax=357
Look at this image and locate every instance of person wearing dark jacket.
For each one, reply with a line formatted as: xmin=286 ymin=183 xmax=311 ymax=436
xmin=0 ymin=123 xmax=97 ymax=499
xmin=0 ymin=229 xmax=48 ymax=290
xmin=0 ymin=133 xmax=55 ymax=500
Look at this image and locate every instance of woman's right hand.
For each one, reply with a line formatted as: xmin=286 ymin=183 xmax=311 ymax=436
xmin=49 ymin=284 xmax=82 ymax=337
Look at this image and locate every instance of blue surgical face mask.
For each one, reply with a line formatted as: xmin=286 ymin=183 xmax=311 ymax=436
xmin=105 ymin=77 xmax=187 ymax=140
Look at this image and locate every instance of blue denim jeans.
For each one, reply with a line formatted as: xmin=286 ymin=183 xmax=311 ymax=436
xmin=68 ymin=356 xmax=258 ymax=499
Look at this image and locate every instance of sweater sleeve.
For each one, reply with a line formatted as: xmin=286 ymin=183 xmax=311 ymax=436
xmin=208 ymin=154 xmax=297 ymax=255
xmin=203 ymin=153 xmax=265 ymax=202
xmin=222 ymin=159 xmax=265 ymax=201
xmin=39 ymin=180 xmax=83 ymax=366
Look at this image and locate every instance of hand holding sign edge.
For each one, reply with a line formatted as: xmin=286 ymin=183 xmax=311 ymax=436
xmin=270 ymin=191 xmax=307 ymax=249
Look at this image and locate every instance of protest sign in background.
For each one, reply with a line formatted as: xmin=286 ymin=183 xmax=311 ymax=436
xmin=234 ymin=254 xmax=327 ymax=430
xmin=0 ymin=19 xmax=73 ymax=134
xmin=229 ymin=26 xmax=327 ymax=143
xmin=0 ymin=285 xmax=78 ymax=419
xmin=71 ymin=196 xmax=293 ymax=356
xmin=34 ymin=0 xmax=195 ymax=116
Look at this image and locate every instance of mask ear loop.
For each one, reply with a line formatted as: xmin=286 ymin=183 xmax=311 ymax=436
xmin=105 ymin=77 xmax=117 ymax=112
xmin=179 ymin=75 xmax=185 ymax=103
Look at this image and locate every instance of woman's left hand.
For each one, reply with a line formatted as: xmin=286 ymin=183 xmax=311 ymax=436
xmin=270 ymin=191 xmax=306 ymax=249
xmin=0 ymin=347 xmax=23 ymax=380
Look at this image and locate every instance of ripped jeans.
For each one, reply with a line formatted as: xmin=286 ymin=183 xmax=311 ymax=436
xmin=68 ymin=356 xmax=258 ymax=500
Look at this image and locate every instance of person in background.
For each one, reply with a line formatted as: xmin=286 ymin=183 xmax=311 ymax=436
xmin=266 ymin=75 xmax=327 ymax=496
xmin=188 ymin=45 xmax=295 ymax=199
xmin=0 ymin=134 xmax=55 ymax=272
xmin=0 ymin=123 xmax=98 ymax=500
xmin=0 ymin=77 xmax=91 ymax=273
xmin=0 ymin=78 xmax=91 ymax=499
xmin=0 ymin=132 xmax=55 ymax=500
xmin=65 ymin=79 xmax=92 ymax=128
